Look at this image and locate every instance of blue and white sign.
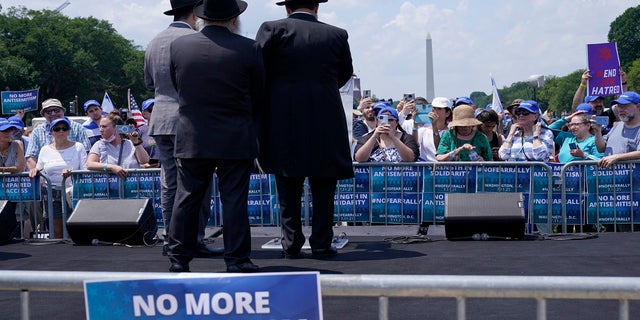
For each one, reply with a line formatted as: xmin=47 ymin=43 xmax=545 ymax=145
xmin=1 ymin=89 xmax=39 ymax=114
xmin=84 ymin=272 xmax=323 ymax=320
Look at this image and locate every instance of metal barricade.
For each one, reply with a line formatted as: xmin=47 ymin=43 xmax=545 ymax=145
xmin=0 ymin=270 xmax=638 ymax=320
xmin=0 ymin=172 xmax=53 ymax=239
xmin=560 ymin=160 xmax=639 ymax=233
xmin=335 ymin=162 xmax=553 ymax=233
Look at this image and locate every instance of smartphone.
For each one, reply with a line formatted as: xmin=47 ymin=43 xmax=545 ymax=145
xmin=593 ymin=116 xmax=609 ymax=127
xmin=569 ymin=142 xmax=577 ymax=150
xmin=403 ymin=93 xmax=415 ymax=101
xmin=378 ymin=114 xmax=389 ymax=126
xmin=414 ymin=104 xmax=432 ymax=124
xmin=116 ymin=125 xmax=135 ymax=134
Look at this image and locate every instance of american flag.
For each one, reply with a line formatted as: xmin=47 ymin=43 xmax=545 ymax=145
xmin=129 ymin=91 xmax=146 ymax=128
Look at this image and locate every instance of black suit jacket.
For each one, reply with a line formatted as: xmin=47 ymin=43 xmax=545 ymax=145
xmin=170 ymin=25 xmax=264 ymax=159
xmin=256 ymin=13 xmax=354 ymax=179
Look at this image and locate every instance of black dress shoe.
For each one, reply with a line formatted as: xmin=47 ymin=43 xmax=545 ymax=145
xmin=311 ymin=247 xmax=338 ymax=258
xmin=281 ymin=250 xmax=308 ymax=259
xmin=226 ymin=261 xmax=259 ymax=273
xmin=194 ymin=243 xmax=224 ymax=258
xmin=169 ymin=262 xmax=190 ymax=272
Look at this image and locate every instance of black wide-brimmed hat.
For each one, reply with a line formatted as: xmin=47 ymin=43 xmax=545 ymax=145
xmin=194 ymin=0 xmax=247 ymax=21
xmin=276 ymin=0 xmax=328 ymax=6
xmin=164 ymin=0 xmax=199 ymax=15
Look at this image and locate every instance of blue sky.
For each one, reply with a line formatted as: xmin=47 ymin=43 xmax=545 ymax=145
xmin=2 ymin=0 xmax=637 ymax=101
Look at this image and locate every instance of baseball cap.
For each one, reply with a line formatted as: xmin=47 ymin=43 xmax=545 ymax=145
xmin=6 ymin=116 xmax=24 ymax=130
xmin=611 ymin=91 xmax=640 ymax=106
xmin=377 ymin=106 xmax=399 ymax=120
xmin=142 ymin=98 xmax=155 ymax=112
xmin=83 ymin=100 xmax=101 ymax=112
xmin=576 ymin=103 xmax=593 ymax=115
xmin=454 ymin=96 xmax=473 ymax=107
xmin=372 ymin=101 xmax=392 ymax=115
xmin=431 ymin=97 xmax=452 ymax=109
xmin=514 ymin=100 xmax=540 ymax=114
xmin=584 ymin=95 xmax=604 ymax=103
xmin=49 ymin=117 xmax=71 ymax=131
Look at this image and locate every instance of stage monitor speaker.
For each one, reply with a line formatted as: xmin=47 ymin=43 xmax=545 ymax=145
xmin=66 ymin=199 xmax=157 ymax=245
xmin=0 ymin=201 xmax=18 ymax=245
xmin=444 ymin=193 xmax=525 ymax=240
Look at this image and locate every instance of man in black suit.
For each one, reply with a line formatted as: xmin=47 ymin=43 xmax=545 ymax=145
xmin=168 ymin=0 xmax=264 ymax=273
xmin=256 ymin=0 xmax=354 ymax=259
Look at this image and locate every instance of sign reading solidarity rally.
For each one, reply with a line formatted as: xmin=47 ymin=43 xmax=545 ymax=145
xmin=1 ymin=89 xmax=39 ymax=114
xmin=84 ymin=272 xmax=322 ymax=320
xmin=586 ymin=42 xmax=623 ymax=97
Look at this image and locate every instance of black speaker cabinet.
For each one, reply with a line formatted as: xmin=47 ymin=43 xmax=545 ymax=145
xmin=444 ymin=193 xmax=525 ymax=240
xmin=66 ymin=199 xmax=157 ymax=245
xmin=0 ymin=201 xmax=18 ymax=244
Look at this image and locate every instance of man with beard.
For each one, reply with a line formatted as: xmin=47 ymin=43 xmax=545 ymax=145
xmin=353 ymin=97 xmax=376 ymax=140
xmin=595 ymin=91 xmax=640 ymax=168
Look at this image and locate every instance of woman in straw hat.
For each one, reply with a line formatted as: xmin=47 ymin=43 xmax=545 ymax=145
xmin=435 ymin=105 xmax=491 ymax=161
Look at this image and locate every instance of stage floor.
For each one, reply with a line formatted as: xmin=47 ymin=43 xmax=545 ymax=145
xmin=1 ymin=228 xmax=640 ymax=319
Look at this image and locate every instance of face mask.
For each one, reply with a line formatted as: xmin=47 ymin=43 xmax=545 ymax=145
xmin=105 ymin=134 xmax=116 ymax=143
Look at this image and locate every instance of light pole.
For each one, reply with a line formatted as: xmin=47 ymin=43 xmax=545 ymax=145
xmin=527 ymin=74 xmax=545 ymax=101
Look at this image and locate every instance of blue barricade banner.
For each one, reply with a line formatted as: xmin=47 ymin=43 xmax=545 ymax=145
xmin=0 ymin=175 xmax=40 ymax=201
xmin=1 ymin=88 xmax=39 ymax=114
xmin=84 ymin=272 xmax=322 ymax=320
xmin=585 ymin=163 xmax=640 ymax=224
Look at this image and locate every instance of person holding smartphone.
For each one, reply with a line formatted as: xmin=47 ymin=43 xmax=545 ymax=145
xmin=86 ymin=111 xmax=150 ymax=178
xmin=556 ymin=113 xmax=603 ymax=163
xmin=354 ymin=106 xmax=419 ymax=162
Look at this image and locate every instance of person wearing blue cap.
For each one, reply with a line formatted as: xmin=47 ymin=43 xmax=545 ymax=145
xmin=82 ymin=99 xmax=103 ymax=147
xmin=136 ymin=98 xmax=158 ymax=163
xmin=454 ymin=96 xmax=475 ymax=109
xmin=28 ymin=117 xmax=87 ymax=239
xmin=571 ymin=69 xmax=628 ymax=134
xmin=499 ymin=100 xmax=555 ymax=162
xmin=595 ymin=91 xmax=640 ymax=168
xmin=354 ymin=106 xmax=419 ymax=162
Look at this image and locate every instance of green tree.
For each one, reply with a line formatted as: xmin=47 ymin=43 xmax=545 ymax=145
xmin=0 ymin=7 xmax=146 ymax=116
xmin=608 ymin=5 xmax=640 ymax=71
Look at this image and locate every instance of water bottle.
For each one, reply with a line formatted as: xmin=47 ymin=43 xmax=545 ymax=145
xmin=468 ymin=149 xmax=479 ymax=161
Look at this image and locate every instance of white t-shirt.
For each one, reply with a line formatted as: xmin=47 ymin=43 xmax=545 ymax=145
xmin=417 ymin=126 xmax=446 ymax=162
xmin=36 ymin=142 xmax=87 ymax=187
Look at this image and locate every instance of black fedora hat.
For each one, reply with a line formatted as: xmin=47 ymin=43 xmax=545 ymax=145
xmin=275 ymin=0 xmax=328 ymax=6
xmin=164 ymin=0 xmax=199 ymax=15
xmin=194 ymin=0 xmax=248 ymax=21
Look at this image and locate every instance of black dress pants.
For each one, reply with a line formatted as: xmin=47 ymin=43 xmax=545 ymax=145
xmin=169 ymin=158 xmax=253 ymax=266
xmin=275 ymin=175 xmax=337 ymax=253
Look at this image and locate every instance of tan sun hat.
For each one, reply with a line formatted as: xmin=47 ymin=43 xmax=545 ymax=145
xmin=448 ymin=105 xmax=482 ymax=128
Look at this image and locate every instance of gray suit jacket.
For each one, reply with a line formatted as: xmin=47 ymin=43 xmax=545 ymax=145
xmin=144 ymin=22 xmax=195 ymax=136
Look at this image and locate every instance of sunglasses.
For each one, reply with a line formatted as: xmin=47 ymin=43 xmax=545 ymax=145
xmin=514 ymin=110 xmax=532 ymax=116
xmin=51 ymin=126 xmax=69 ymax=132
xmin=44 ymin=108 xmax=63 ymax=115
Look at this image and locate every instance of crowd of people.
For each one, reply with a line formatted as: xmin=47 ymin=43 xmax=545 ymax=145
xmin=2 ymin=0 xmax=638 ymax=275
xmin=351 ymin=71 xmax=636 ymax=167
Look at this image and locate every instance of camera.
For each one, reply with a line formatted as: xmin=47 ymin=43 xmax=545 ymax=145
xmin=593 ymin=116 xmax=609 ymax=127
xmin=116 ymin=125 xmax=135 ymax=135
